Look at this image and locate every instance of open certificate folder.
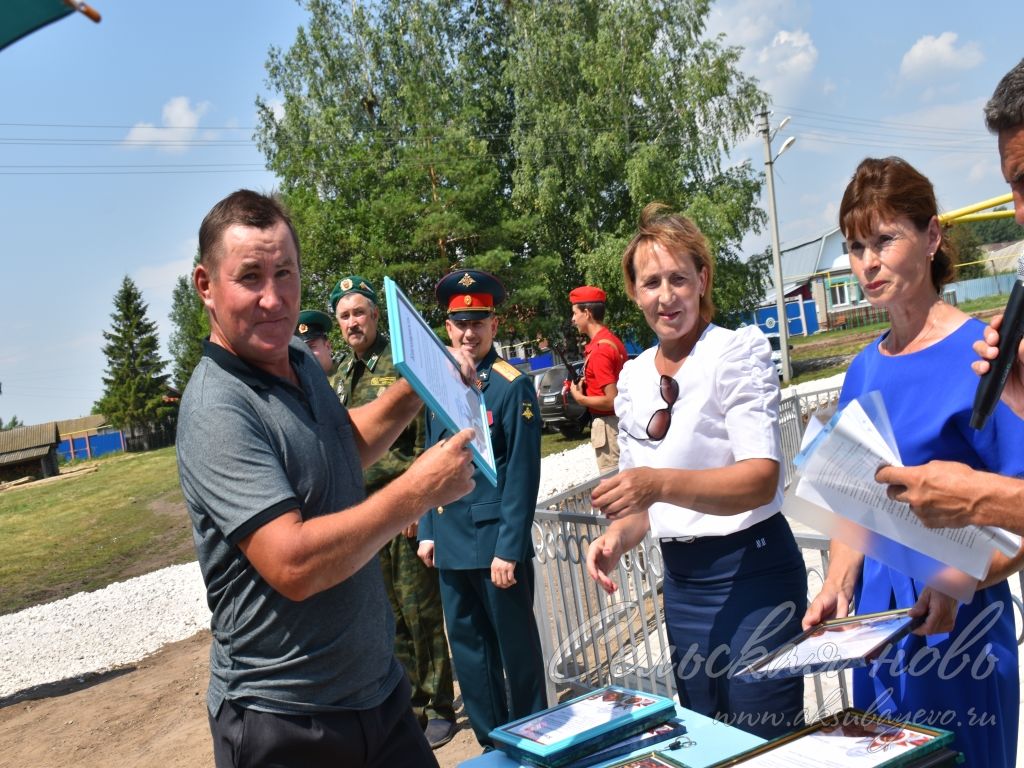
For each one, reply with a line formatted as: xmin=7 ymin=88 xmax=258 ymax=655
xmin=785 ymin=391 xmax=1020 ymax=601
xmin=383 ymin=276 xmax=498 ymax=485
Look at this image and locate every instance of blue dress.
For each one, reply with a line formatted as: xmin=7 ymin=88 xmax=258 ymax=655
xmin=839 ymin=318 xmax=1023 ymax=767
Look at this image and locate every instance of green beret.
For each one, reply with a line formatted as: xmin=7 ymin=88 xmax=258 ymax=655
xmin=295 ymin=309 xmax=332 ymax=341
xmin=329 ymin=275 xmax=378 ymax=313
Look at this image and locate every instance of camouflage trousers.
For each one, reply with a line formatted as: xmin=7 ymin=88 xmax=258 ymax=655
xmin=380 ymin=532 xmax=456 ymax=723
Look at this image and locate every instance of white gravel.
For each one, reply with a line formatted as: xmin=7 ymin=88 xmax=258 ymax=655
xmin=0 ymin=381 xmax=844 ymax=701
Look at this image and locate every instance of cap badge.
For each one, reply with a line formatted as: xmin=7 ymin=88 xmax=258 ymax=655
xmin=463 ymin=295 xmax=473 ymax=306
xmin=298 ymin=323 xmax=309 ymax=333
xmin=340 ymin=278 xmax=353 ymax=291
xmin=458 ymin=273 xmax=476 ymax=287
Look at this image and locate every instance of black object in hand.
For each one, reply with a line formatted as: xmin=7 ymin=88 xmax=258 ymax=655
xmin=970 ymin=255 xmax=1024 ymax=430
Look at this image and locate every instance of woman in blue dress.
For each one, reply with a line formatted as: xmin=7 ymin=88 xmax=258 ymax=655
xmin=804 ymin=156 xmax=1024 ymax=767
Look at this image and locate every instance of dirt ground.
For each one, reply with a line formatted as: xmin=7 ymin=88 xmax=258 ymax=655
xmin=0 ymin=631 xmax=483 ymax=768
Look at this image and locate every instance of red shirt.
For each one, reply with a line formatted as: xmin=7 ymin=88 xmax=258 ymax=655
xmin=583 ymin=327 xmax=627 ymax=416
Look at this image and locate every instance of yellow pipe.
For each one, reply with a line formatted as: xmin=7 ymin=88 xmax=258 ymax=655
xmin=943 ymin=209 xmax=1017 ymax=224
xmin=939 ymin=192 xmax=1013 ymax=223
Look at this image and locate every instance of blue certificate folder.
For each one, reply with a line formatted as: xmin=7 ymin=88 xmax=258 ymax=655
xmin=383 ymin=276 xmax=497 ymax=486
xmin=489 ymin=686 xmax=676 ymax=768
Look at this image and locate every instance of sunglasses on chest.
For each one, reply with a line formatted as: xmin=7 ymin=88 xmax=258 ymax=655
xmin=625 ymin=374 xmax=679 ymax=441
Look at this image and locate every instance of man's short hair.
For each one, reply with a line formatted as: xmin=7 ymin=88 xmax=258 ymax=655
xmin=576 ymin=301 xmax=606 ymax=322
xmin=984 ymin=58 xmax=1024 ymax=133
xmin=198 ymin=190 xmax=301 ymax=275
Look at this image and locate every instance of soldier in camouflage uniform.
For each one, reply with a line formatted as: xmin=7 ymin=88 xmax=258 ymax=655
xmin=329 ymin=275 xmax=457 ymax=750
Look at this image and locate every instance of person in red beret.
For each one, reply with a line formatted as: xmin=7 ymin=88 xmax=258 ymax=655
xmin=568 ymin=285 xmax=628 ymax=473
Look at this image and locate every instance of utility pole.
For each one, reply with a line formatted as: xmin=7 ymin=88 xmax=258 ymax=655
xmin=759 ymin=110 xmax=794 ymax=386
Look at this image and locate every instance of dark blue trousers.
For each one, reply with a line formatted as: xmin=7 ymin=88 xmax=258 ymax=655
xmin=660 ymin=513 xmax=806 ymax=739
xmin=438 ymin=560 xmax=547 ymax=746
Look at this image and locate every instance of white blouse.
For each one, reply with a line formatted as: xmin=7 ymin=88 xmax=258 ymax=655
xmin=614 ymin=323 xmax=784 ymax=539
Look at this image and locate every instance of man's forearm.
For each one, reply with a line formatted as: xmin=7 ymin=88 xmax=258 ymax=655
xmin=348 ymin=378 xmax=423 ymax=468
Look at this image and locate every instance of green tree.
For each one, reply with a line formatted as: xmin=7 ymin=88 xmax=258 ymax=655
xmin=1 ymin=415 xmax=24 ymax=431
xmin=946 ymin=224 xmax=986 ymax=280
xmin=506 ymin=0 xmax=767 ymax=322
xmin=257 ymin=0 xmax=766 ymax=340
xmin=257 ymin=0 xmax=557 ymax=338
xmin=168 ymin=263 xmax=209 ymax=390
xmin=966 ymin=209 xmax=1024 ymax=246
xmin=95 ymin=276 xmax=171 ymax=434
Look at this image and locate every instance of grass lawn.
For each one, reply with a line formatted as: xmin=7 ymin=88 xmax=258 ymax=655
xmin=0 ymin=447 xmax=193 ymax=615
xmin=541 ymin=429 xmax=588 ymax=459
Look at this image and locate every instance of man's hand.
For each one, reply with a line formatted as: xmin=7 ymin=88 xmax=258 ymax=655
xmin=405 ymin=428 xmax=476 ymax=510
xmin=875 ymin=461 xmax=987 ymax=529
xmin=972 ymin=313 xmax=1024 ymax=419
xmin=909 ymin=587 xmax=958 ymax=636
xmin=591 ymin=468 xmax=661 ymax=520
xmin=491 ymin=557 xmax=517 ymax=588
xmin=569 ymin=379 xmax=585 ymax=403
xmin=418 ymin=540 xmax=435 ymax=568
xmin=402 ymin=521 xmax=418 ymax=539
xmin=449 ymin=347 xmax=478 ymax=388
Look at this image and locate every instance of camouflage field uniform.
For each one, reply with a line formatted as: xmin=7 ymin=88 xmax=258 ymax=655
xmin=333 ymin=332 xmax=455 ymax=725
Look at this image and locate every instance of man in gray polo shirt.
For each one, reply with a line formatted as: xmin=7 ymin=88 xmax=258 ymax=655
xmin=177 ymin=189 xmax=476 ymax=768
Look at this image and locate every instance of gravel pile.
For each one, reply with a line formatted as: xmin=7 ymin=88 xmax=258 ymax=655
xmin=0 ymin=379 xmax=845 ymax=701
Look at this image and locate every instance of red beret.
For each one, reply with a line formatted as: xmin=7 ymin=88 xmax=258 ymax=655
xmin=569 ymin=286 xmax=606 ymax=304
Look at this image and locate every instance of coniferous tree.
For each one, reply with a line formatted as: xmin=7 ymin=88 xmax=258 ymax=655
xmin=1 ymin=415 xmax=24 ymax=431
xmin=168 ymin=268 xmax=208 ymax=390
xmin=95 ymin=276 xmax=171 ymax=434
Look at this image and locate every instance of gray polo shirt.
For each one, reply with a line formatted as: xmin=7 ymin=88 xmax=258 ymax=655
xmin=176 ymin=338 xmax=401 ymax=715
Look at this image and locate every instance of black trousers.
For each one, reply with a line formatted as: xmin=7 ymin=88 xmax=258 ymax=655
xmin=208 ymin=676 xmax=438 ymax=768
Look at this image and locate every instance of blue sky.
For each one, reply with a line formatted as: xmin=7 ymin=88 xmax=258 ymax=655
xmin=1 ymin=1 xmax=1022 ymax=426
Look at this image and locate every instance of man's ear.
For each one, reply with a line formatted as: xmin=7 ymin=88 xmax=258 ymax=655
xmin=194 ymin=263 xmax=214 ymax=310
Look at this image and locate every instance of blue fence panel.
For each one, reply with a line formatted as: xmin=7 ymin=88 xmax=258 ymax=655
xmin=946 ymin=273 xmax=1017 ymax=304
xmin=90 ymin=432 xmax=123 ymax=458
xmin=57 ymin=431 xmax=123 ymax=462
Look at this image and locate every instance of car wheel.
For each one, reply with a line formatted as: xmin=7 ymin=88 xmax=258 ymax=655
xmin=558 ymin=424 xmax=584 ymax=439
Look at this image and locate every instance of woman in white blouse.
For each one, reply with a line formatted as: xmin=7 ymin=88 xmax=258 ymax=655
xmin=585 ymin=203 xmax=806 ymax=738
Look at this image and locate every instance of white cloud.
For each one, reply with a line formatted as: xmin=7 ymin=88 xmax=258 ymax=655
xmin=123 ymin=97 xmax=211 ymax=153
xmin=753 ymin=29 xmax=818 ymax=107
xmin=899 ymin=32 xmax=983 ymax=81
xmin=706 ymin=0 xmax=803 ymax=49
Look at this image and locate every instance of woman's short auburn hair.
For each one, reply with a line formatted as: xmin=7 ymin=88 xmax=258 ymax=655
xmin=839 ymin=157 xmax=955 ymax=292
xmin=621 ymin=202 xmax=716 ymax=322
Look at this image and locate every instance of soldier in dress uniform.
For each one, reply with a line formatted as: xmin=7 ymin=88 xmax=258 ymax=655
xmin=329 ymin=275 xmax=457 ymax=749
xmin=294 ymin=309 xmax=336 ymax=375
xmin=417 ymin=269 xmax=547 ymax=749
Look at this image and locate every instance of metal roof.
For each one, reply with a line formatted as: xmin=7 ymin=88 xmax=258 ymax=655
xmin=0 ymin=422 xmax=59 ymax=467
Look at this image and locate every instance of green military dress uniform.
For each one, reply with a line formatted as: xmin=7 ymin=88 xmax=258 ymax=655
xmin=336 ymin=332 xmax=456 ymax=727
xmin=421 ymin=346 xmax=547 ymax=746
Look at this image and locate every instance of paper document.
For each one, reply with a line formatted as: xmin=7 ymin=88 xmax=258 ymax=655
xmin=384 ymin=276 xmax=497 ymax=485
xmin=790 ymin=391 xmax=1019 ymax=589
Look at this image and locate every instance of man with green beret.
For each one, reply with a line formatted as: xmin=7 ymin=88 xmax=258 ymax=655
xmin=418 ymin=269 xmax=547 ymax=748
xmin=295 ymin=309 xmax=336 ymax=375
xmin=329 ymin=274 xmax=457 ymax=749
